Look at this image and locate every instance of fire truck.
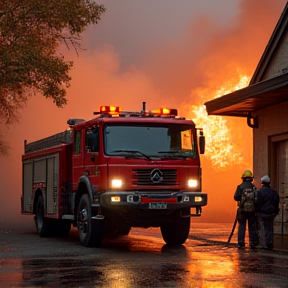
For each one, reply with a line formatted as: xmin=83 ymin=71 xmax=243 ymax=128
xmin=21 ymin=103 xmax=207 ymax=246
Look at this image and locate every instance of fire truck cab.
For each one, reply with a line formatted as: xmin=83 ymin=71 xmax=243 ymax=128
xmin=21 ymin=103 xmax=207 ymax=246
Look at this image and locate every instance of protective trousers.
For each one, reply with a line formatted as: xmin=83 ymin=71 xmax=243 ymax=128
xmin=259 ymin=213 xmax=276 ymax=249
xmin=237 ymin=211 xmax=259 ymax=247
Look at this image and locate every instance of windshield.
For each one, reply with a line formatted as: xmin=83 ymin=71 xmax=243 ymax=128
xmin=104 ymin=124 xmax=197 ymax=158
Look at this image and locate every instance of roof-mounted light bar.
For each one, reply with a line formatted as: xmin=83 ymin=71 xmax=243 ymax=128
xmin=93 ymin=105 xmax=178 ymax=118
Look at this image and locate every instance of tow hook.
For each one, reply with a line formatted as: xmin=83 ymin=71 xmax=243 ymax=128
xmin=180 ymin=207 xmax=202 ymax=218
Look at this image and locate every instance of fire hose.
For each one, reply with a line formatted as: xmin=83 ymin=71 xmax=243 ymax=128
xmin=227 ymin=208 xmax=238 ymax=243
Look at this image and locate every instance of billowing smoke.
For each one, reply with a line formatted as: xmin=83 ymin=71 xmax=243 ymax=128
xmin=0 ymin=0 xmax=286 ymax=229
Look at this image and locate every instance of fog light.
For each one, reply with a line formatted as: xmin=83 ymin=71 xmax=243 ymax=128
xmin=111 ymin=196 xmax=121 ymax=202
xmin=195 ymin=196 xmax=202 ymax=202
xmin=188 ymin=179 xmax=197 ymax=188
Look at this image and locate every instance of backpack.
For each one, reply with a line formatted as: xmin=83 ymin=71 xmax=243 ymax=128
xmin=240 ymin=187 xmax=256 ymax=212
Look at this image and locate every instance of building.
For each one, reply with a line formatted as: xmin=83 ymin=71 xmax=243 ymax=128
xmin=204 ymin=4 xmax=288 ymax=235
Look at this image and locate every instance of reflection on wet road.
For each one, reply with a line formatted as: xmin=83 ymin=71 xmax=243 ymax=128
xmin=1 ymin=223 xmax=288 ymax=287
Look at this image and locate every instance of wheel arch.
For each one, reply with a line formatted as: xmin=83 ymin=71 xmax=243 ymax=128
xmin=33 ymin=188 xmax=44 ymax=214
xmin=74 ymin=175 xmax=93 ymax=218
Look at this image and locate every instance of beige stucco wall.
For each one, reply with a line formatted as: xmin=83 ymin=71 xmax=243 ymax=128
xmin=263 ymin=28 xmax=288 ymax=80
xmin=253 ymin=100 xmax=288 ymax=188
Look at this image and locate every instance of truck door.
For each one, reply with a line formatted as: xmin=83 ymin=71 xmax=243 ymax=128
xmin=84 ymin=127 xmax=101 ymax=187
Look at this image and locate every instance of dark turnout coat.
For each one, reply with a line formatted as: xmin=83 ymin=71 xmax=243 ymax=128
xmin=234 ymin=178 xmax=256 ymax=203
xmin=257 ymin=184 xmax=280 ymax=216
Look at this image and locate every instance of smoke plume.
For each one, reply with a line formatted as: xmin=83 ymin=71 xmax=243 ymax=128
xmin=0 ymin=0 xmax=286 ymax=229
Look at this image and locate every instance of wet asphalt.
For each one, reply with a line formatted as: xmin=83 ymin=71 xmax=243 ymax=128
xmin=1 ymin=222 xmax=288 ymax=287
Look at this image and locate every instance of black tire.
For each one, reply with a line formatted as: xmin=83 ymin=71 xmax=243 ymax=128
xmin=77 ymin=194 xmax=105 ymax=247
xmin=160 ymin=211 xmax=191 ymax=245
xmin=35 ymin=195 xmax=52 ymax=237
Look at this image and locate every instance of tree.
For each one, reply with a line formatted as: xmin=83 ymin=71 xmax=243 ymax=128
xmin=0 ymin=0 xmax=106 ymax=153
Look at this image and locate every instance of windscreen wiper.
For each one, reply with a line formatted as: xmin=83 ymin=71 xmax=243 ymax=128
xmin=157 ymin=150 xmax=190 ymax=159
xmin=160 ymin=155 xmax=187 ymax=160
xmin=112 ymin=149 xmax=151 ymax=161
xmin=158 ymin=150 xmax=182 ymax=154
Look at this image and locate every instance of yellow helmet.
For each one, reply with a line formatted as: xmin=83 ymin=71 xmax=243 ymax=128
xmin=241 ymin=169 xmax=253 ymax=179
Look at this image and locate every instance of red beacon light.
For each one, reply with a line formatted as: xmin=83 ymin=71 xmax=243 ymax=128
xmin=99 ymin=106 xmax=122 ymax=115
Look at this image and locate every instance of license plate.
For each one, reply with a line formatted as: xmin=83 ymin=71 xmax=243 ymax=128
xmin=148 ymin=203 xmax=167 ymax=209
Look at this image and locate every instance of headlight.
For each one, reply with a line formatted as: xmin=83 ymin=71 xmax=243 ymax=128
xmin=111 ymin=179 xmax=122 ymax=188
xmin=188 ymin=179 xmax=198 ymax=188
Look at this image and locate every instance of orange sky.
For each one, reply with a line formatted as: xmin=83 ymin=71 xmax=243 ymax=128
xmin=0 ymin=0 xmax=286 ymax=229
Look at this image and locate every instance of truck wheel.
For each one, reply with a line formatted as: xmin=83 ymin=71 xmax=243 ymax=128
xmin=77 ymin=194 xmax=105 ymax=247
xmin=35 ymin=195 xmax=52 ymax=237
xmin=160 ymin=212 xmax=191 ymax=245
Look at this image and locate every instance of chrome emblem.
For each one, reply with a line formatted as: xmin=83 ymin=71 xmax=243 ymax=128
xmin=150 ymin=169 xmax=163 ymax=183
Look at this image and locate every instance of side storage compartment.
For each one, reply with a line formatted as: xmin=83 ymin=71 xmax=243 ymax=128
xmin=22 ymin=160 xmax=33 ymax=213
xmin=22 ymin=153 xmax=60 ymax=216
xmin=47 ymin=154 xmax=59 ymax=215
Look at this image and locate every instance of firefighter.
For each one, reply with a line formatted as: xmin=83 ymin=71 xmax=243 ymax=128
xmin=234 ymin=169 xmax=259 ymax=249
xmin=256 ymin=175 xmax=280 ymax=250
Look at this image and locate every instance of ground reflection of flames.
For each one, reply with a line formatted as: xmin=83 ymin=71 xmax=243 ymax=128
xmin=190 ymin=75 xmax=250 ymax=169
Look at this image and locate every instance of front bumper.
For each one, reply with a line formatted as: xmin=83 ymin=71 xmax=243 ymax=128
xmin=100 ymin=191 xmax=207 ymax=215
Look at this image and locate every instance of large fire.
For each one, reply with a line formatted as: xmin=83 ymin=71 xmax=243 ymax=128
xmin=189 ymin=75 xmax=250 ymax=169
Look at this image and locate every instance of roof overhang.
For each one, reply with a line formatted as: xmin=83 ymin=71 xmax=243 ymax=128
xmin=204 ymin=72 xmax=288 ymax=117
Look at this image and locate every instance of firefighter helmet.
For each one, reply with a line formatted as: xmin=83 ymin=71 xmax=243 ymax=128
xmin=241 ymin=169 xmax=253 ymax=179
xmin=261 ymin=175 xmax=270 ymax=184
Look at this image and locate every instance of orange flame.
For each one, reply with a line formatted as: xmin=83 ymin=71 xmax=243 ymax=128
xmin=189 ymin=75 xmax=250 ymax=169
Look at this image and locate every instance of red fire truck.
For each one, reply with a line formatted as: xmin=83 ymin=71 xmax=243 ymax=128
xmin=21 ymin=103 xmax=207 ymax=246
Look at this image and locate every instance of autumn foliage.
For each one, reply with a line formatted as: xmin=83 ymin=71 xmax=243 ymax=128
xmin=0 ymin=0 xmax=105 ymax=152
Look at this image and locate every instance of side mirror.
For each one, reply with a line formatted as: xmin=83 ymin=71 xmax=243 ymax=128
xmin=199 ymin=131 xmax=205 ymax=154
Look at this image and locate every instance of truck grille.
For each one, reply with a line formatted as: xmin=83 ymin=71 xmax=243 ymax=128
xmin=132 ymin=169 xmax=177 ymax=186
